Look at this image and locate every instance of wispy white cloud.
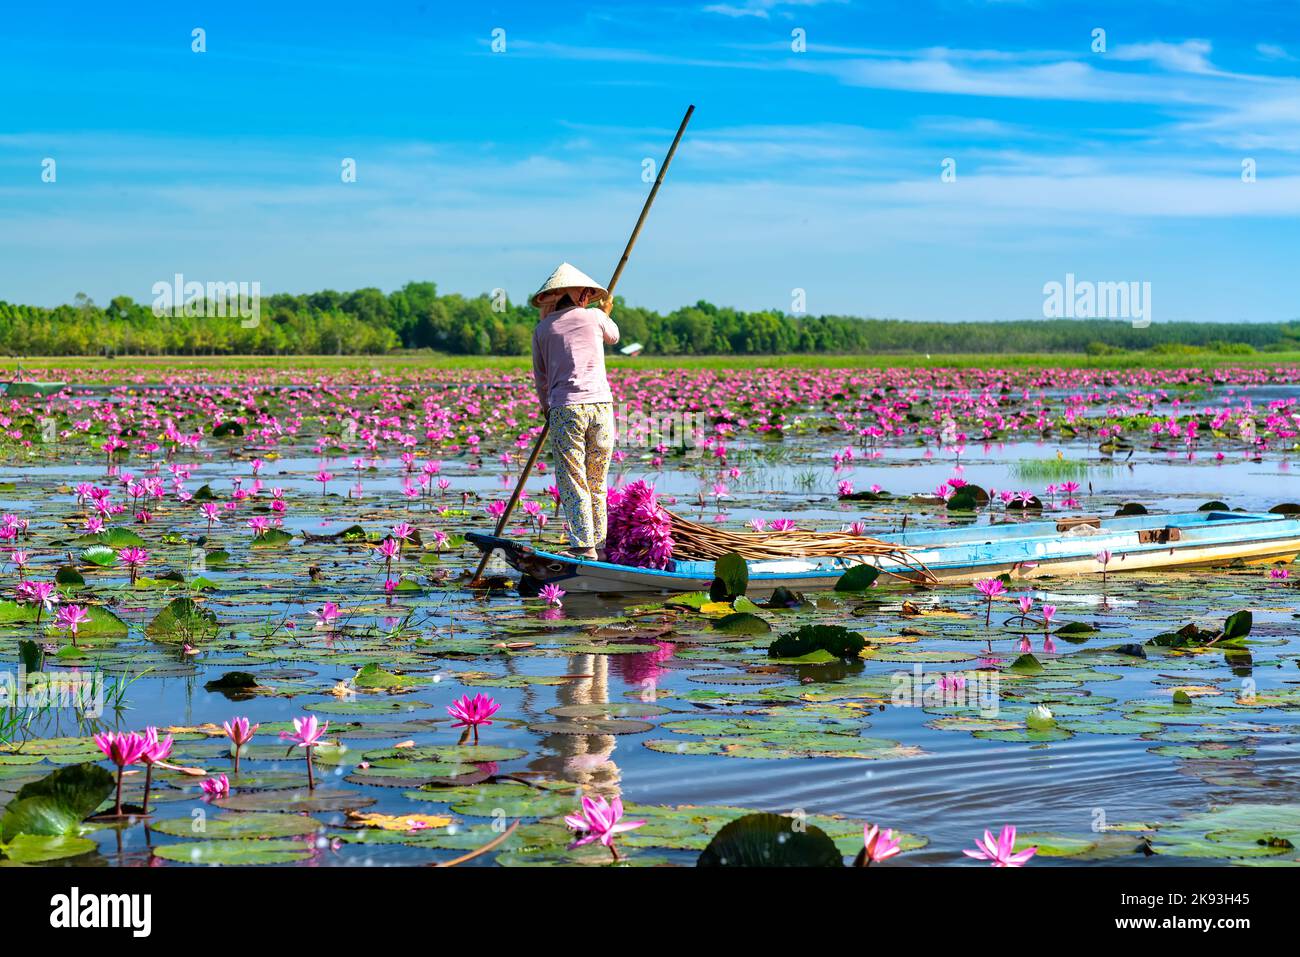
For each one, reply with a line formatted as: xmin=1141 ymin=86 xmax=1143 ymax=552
xmin=1109 ymin=40 xmax=1215 ymax=74
xmin=703 ymin=0 xmax=847 ymax=19
xmin=7 ymin=140 xmax=1296 ymax=320
xmin=791 ymin=49 xmax=1288 ymax=108
xmin=702 ymin=3 xmax=770 ymax=16
xmin=1256 ymin=43 xmax=1297 ymax=62
xmin=530 ymin=34 xmax=1300 ymax=159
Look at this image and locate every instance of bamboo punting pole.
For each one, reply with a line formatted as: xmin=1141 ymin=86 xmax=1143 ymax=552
xmin=470 ymin=105 xmax=695 ymax=585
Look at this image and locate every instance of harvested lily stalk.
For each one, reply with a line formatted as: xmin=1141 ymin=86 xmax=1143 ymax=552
xmin=433 ymin=819 xmax=520 ymax=867
xmin=668 ymin=512 xmax=936 ymax=583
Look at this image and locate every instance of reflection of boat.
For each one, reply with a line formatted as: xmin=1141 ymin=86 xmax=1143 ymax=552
xmin=468 ymin=510 xmax=1300 ymax=594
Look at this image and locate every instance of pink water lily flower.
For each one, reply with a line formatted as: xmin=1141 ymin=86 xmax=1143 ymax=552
xmin=538 ymin=583 xmax=565 ymax=607
xmin=223 ymin=716 xmax=259 ymax=772
xmin=94 ymin=730 xmax=149 ymax=768
xmin=142 ymin=727 xmax=173 ymax=765
xmin=94 ymin=731 xmax=149 ymax=816
xmin=564 ymin=794 xmax=646 ymax=861
xmin=16 ymin=580 xmax=59 ymax=625
xmin=376 ymin=537 xmax=401 ymax=576
xmin=311 ymin=602 xmax=342 ymax=628
xmin=1041 ymin=605 xmax=1059 ymax=650
xmin=936 ymin=673 xmax=966 ymax=696
xmin=201 ymin=774 xmax=230 ymax=799
xmin=859 ymin=823 xmax=903 ymax=866
xmin=55 ymin=603 xmax=92 ymax=646
xmin=963 ymin=825 xmax=1037 ymax=867
xmin=974 ymin=578 xmax=1006 ymax=626
xmin=119 ymin=546 xmax=148 ymax=583
xmin=139 ymin=727 xmax=174 ymax=814
xmin=281 ymin=714 xmax=326 ymax=748
xmin=201 ymin=501 xmax=222 ymax=533
xmin=280 ymin=715 xmax=328 ymax=790
xmin=1096 ymin=548 xmax=1113 ymax=585
xmin=447 ymin=693 xmax=501 ymax=744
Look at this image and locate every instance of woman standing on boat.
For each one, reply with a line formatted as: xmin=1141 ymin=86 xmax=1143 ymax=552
xmin=530 ymin=263 xmax=620 ymax=560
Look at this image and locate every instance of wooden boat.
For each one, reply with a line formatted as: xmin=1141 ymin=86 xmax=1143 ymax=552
xmin=467 ymin=510 xmax=1300 ymax=595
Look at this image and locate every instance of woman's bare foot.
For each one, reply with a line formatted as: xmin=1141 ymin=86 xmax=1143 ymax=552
xmin=563 ymin=547 xmax=598 ymax=560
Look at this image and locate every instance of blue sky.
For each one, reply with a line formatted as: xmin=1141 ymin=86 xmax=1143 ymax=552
xmin=1 ymin=0 xmax=1297 ymax=322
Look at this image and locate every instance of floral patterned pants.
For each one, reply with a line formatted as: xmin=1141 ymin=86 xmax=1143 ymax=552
xmin=548 ymin=402 xmax=615 ymax=550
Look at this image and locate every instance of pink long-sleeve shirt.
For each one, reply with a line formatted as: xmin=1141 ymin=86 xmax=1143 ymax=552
xmin=532 ymin=306 xmax=620 ymax=412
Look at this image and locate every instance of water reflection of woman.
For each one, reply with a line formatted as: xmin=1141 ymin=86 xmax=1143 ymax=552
xmin=531 ymin=653 xmax=620 ymax=789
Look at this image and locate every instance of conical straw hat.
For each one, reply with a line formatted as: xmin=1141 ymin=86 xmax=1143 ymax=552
xmin=529 ymin=262 xmax=609 ymax=307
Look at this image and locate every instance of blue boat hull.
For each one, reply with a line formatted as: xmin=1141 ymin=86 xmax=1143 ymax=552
xmin=468 ymin=511 xmax=1300 ymax=594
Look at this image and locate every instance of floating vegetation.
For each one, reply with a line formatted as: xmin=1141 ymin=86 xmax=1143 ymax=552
xmin=0 ymin=365 xmax=1298 ymax=866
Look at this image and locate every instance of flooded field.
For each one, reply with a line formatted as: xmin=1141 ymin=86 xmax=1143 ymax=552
xmin=3 ymin=363 xmax=1300 ymax=867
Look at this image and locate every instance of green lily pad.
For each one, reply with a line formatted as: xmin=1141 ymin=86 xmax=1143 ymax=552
xmin=971 ymin=727 xmax=1074 ymax=743
xmin=710 ymin=552 xmax=748 ymax=603
xmin=145 ymin=597 xmax=219 ymax=642
xmin=698 ymin=812 xmax=843 ymax=866
xmin=151 ymin=839 xmax=314 ymax=865
xmin=251 ymin=528 xmax=295 ymax=548
xmin=353 ymin=663 xmax=428 ymax=691
xmin=79 ymin=544 xmax=117 ymax=567
xmin=527 ymin=719 xmax=654 ymax=736
xmin=0 ymin=763 xmax=115 ymax=841
xmin=150 ymin=812 xmax=322 ymax=840
xmin=712 ymin=612 xmax=771 ymax=635
xmin=2 ymin=832 xmax=98 ymax=863
xmin=834 ymin=565 xmax=881 ymax=592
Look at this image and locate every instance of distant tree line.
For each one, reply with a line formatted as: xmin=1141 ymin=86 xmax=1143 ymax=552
xmin=1 ymin=283 xmax=1296 ymax=356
